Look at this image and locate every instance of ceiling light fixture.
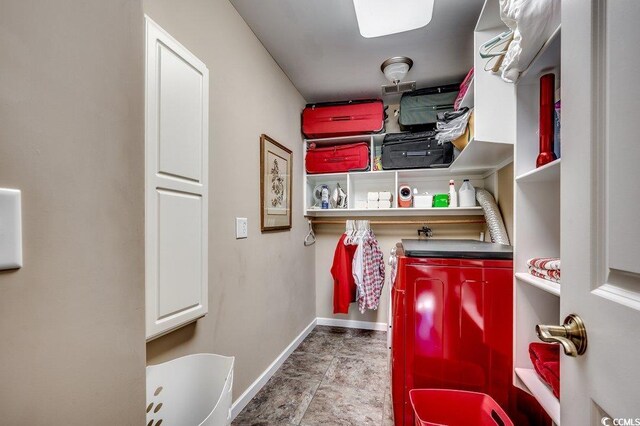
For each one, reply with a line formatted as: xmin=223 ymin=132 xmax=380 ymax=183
xmin=381 ymin=56 xmax=414 ymax=84
xmin=352 ymin=0 xmax=435 ymax=38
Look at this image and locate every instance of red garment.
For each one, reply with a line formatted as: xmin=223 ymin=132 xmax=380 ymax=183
xmin=330 ymin=234 xmax=358 ymax=314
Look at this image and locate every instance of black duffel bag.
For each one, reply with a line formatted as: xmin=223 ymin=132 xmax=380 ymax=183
xmin=381 ymin=130 xmax=453 ymax=170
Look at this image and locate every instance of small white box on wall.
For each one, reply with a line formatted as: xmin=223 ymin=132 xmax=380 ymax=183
xmin=0 ymin=189 xmax=22 ymax=270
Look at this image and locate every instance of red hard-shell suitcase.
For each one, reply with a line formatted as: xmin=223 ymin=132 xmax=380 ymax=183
xmin=305 ymin=142 xmax=370 ymax=174
xmin=302 ymin=100 xmax=385 ymax=138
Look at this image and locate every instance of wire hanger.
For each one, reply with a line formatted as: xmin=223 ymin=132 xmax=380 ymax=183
xmin=304 ymin=219 xmax=316 ymax=246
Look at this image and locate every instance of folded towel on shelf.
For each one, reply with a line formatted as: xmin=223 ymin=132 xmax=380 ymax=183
xmin=540 ymin=361 xmax=560 ymax=398
xmin=379 ymin=200 xmax=392 ymax=209
xmin=529 ymin=266 xmax=561 ymax=283
xmin=378 ymin=191 xmax=392 ymax=201
xmin=529 ymin=342 xmax=559 ymax=375
xmin=529 ymin=342 xmax=560 ymax=398
xmin=527 ymin=257 xmax=561 ymax=271
xmin=367 ymin=192 xmax=379 ymax=201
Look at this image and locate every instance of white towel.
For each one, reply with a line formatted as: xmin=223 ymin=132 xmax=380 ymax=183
xmin=367 ymin=192 xmax=379 ymax=201
xmin=367 ymin=200 xmax=379 ymax=209
xmin=378 ymin=191 xmax=392 ymax=201
xmin=379 ymin=200 xmax=392 ymax=209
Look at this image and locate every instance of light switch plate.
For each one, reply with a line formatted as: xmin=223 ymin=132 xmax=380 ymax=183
xmin=0 ymin=189 xmax=22 ymax=269
xmin=236 ymin=217 xmax=248 ymax=239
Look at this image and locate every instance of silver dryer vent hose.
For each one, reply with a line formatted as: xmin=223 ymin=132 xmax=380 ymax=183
xmin=476 ymin=188 xmax=510 ymax=246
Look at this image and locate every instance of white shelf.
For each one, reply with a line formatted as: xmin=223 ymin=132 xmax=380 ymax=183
xmin=306 ymin=136 xmax=512 ymax=176
xmin=305 ymin=207 xmax=484 ymax=217
xmin=518 ymin=26 xmax=561 ymax=84
xmin=516 ymin=159 xmax=561 ymax=183
xmin=516 ymin=272 xmax=560 ymax=296
xmin=449 ymin=138 xmax=513 ymax=173
xmin=459 ymin=79 xmax=475 ymax=110
xmin=515 ymin=368 xmax=560 ymax=425
xmin=306 ymin=134 xmax=373 ymax=146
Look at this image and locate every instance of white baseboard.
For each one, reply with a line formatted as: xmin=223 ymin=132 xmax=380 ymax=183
xmin=230 ymin=318 xmax=317 ymax=420
xmin=316 ymin=317 xmax=388 ymax=331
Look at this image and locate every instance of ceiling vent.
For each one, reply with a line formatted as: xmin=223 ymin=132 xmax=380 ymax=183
xmin=382 ymin=81 xmax=416 ymax=95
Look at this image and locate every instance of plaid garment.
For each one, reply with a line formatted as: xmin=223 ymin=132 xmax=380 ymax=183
xmin=357 ymin=232 xmax=385 ymax=313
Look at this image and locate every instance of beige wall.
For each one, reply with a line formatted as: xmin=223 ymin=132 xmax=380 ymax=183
xmin=315 ymin=222 xmax=486 ymax=323
xmin=143 ymin=0 xmax=316 ymax=400
xmin=0 ymin=1 xmax=146 ymax=424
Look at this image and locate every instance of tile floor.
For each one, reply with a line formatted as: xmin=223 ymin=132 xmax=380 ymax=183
xmin=233 ymin=326 xmax=394 ymax=426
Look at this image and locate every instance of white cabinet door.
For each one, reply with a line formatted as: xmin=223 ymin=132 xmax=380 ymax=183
xmin=561 ymin=1 xmax=640 ymax=423
xmin=145 ymin=17 xmax=209 ymax=340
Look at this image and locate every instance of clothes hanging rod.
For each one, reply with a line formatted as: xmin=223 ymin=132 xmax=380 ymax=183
xmin=308 ymin=218 xmax=485 ymax=225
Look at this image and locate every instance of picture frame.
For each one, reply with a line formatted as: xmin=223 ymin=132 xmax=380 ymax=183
xmin=260 ymin=134 xmax=292 ymax=232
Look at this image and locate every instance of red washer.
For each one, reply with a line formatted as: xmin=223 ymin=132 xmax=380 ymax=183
xmin=391 ymin=240 xmax=513 ymax=426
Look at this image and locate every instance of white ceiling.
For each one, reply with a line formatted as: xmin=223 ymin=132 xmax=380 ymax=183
xmin=230 ymin=0 xmax=484 ymax=103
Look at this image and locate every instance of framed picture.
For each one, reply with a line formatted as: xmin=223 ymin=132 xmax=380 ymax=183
xmin=260 ymin=134 xmax=292 ymax=232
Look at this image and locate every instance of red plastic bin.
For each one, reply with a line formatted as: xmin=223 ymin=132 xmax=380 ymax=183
xmin=409 ymin=389 xmax=513 ymax=426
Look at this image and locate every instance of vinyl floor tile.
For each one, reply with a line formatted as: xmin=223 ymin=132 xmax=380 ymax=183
xmin=232 ymin=374 xmax=319 ymax=425
xmin=300 ymin=382 xmax=384 ymax=426
xmin=234 ymin=325 xmax=389 ymax=426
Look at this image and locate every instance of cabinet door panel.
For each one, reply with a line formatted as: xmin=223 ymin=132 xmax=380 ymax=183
xmin=145 ymin=17 xmax=209 ymax=340
xmin=157 ymin=190 xmax=203 ymax=319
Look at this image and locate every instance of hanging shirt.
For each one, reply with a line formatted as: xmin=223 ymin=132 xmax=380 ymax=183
xmin=357 ymin=232 xmax=385 ymax=313
xmin=330 ymin=234 xmax=358 ymax=314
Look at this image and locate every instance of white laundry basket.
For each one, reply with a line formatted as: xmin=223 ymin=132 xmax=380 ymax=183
xmin=146 ymin=353 xmax=234 ymax=426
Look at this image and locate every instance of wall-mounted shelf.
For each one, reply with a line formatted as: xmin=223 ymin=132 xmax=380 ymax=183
xmin=515 ymin=368 xmax=560 ymax=425
xmin=450 ymin=138 xmax=513 ymax=173
xmin=516 ymin=272 xmax=560 ymax=296
xmin=516 ymin=159 xmax=561 ymax=183
xmin=510 ymin=4 xmax=562 ymax=417
xmin=303 ymin=133 xmax=510 ymax=218
xmin=306 ymin=206 xmax=484 ymax=217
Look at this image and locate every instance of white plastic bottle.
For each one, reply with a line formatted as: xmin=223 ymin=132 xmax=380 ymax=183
xmin=459 ymin=179 xmax=476 ymax=207
xmin=448 ymin=179 xmax=458 ymax=208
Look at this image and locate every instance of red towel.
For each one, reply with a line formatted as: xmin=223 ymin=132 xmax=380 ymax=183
xmin=529 ymin=342 xmax=560 ymax=399
xmin=540 ymin=361 xmax=560 ymax=398
xmin=529 ymin=342 xmax=559 ymax=374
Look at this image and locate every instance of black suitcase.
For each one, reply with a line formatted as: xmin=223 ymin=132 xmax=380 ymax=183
xmin=399 ymin=84 xmax=460 ymax=131
xmin=381 ymin=131 xmax=453 ymax=170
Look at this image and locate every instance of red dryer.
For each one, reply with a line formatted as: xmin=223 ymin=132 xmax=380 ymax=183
xmin=390 ymin=239 xmax=513 ymax=426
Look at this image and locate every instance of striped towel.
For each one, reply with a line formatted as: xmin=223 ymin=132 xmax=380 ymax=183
xmin=528 ymin=257 xmax=561 ymax=283
xmin=529 ymin=267 xmax=561 ymax=283
xmin=527 ymin=257 xmax=561 ymax=271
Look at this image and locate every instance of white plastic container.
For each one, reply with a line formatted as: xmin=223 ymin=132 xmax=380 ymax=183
xmin=459 ymin=179 xmax=476 ymax=207
xmin=413 ymin=193 xmax=433 ymax=208
xmin=146 ymin=353 xmax=235 ymax=426
xmin=448 ymin=179 xmax=458 ymax=208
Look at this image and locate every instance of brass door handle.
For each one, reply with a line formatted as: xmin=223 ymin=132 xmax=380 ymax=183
xmin=536 ymin=314 xmax=587 ymax=357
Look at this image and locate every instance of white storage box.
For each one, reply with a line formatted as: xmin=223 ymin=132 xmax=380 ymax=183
xmin=413 ymin=194 xmax=433 ymax=209
xmin=146 ymin=353 xmax=235 ymax=426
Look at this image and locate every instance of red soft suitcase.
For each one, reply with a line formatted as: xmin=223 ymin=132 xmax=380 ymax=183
xmin=302 ymin=100 xmax=385 ymax=138
xmin=305 ymin=142 xmax=370 ymax=174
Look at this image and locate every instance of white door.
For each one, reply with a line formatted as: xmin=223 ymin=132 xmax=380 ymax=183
xmin=145 ymin=17 xmax=209 ymax=340
xmin=562 ymin=1 xmax=640 ymax=424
